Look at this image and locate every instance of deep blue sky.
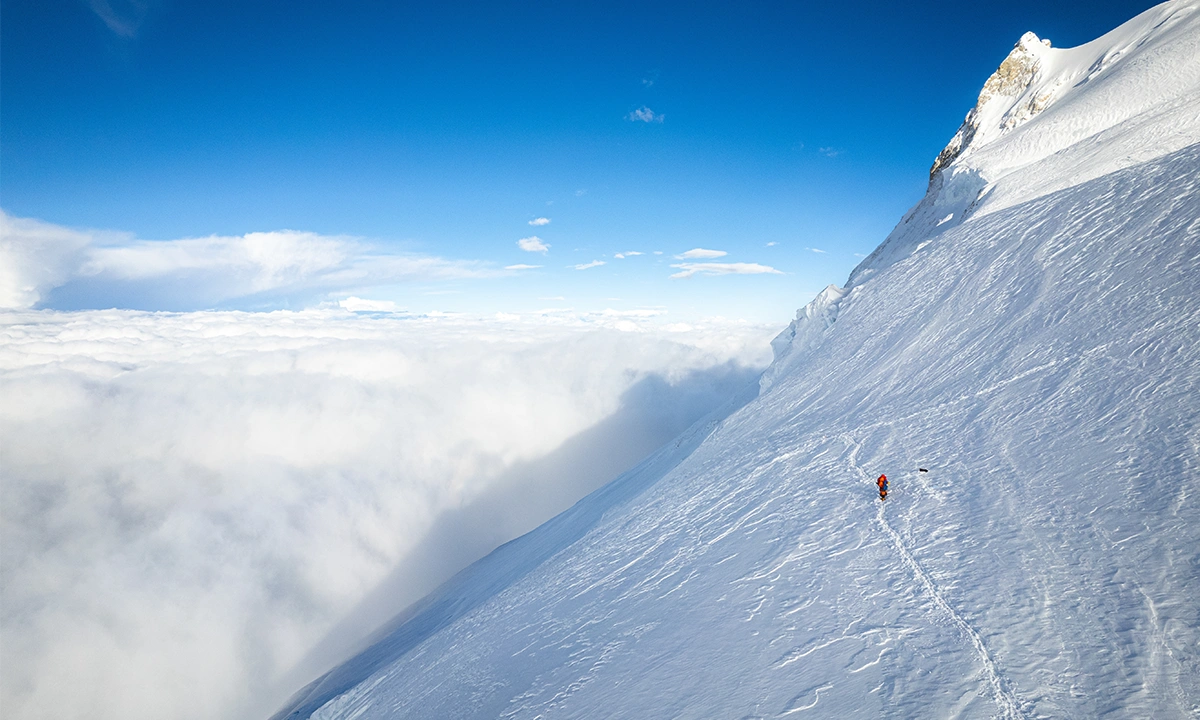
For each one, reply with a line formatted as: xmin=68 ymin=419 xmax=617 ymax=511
xmin=1 ymin=0 xmax=1162 ymax=320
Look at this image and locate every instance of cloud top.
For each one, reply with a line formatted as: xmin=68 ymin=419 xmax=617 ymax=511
xmin=0 ymin=308 xmax=775 ymax=720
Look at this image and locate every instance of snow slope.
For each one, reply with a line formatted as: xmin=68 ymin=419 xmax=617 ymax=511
xmin=275 ymin=3 xmax=1200 ymax=718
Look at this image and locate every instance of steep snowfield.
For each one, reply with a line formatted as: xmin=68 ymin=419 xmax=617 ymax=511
xmin=276 ymin=3 xmax=1200 ymax=718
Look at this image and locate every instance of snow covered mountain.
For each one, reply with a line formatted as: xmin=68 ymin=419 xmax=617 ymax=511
xmin=274 ymin=3 xmax=1200 ymax=718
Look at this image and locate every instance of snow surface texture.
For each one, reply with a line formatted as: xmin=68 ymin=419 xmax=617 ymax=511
xmin=279 ymin=3 xmax=1200 ymax=718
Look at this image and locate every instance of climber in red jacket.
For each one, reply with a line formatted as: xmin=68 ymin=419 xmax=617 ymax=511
xmin=877 ymin=474 xmax=888 ymax=500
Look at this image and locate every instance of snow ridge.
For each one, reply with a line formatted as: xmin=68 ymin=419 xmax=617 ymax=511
xmin=760 ymin=283 xmax=846 ymax=392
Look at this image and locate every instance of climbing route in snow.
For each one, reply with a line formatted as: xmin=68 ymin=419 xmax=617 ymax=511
xmin=844 ymin=435 xmax=1026 ymax=719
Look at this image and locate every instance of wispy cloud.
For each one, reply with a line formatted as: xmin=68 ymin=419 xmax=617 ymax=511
xmin=614 ymin=251 xmax=644 ymax=260
xmin=85 ymin=0 xmax=153 ymax=37
xmin=819 ymin=146 xmax=843 ymax=158
xmin=517 ymin=236 xmax=550 ymax=253
xmin=528 ymin=217 xmax=551 ymax=226
xmin=573 ymin=260 xmax=606 ymax=270
xmin=0 ymin=211 xmax=497 ymax=311
xmin=627 ymin=106 xmax=664 ymax=123
xmin=575 ymin=189 xmax=587 ymax=197
xmin=675 ymin=248 xmax=727 ymax=259
xmin=641 ymin=70 xmax=660 ymax=88
xmin=505 ymin=264 xmax=542 ymax=270
xmin=807 ymin=247 xmax=827 ymax=254
xmin=669 ymin=262 xmax=783 ymax=279
xmin=766 ymin=242 xmax=778 ymax=247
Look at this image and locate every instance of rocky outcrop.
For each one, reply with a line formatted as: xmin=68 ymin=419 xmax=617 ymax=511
xmin=929 ymin=32 xmax=1053 ymax=180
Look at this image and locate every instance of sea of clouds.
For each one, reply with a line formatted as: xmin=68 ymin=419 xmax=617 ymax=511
xmin=0 ymin=305 xmax=775 ymax=720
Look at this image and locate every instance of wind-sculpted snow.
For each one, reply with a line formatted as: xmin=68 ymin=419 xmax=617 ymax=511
xmin=283 ymin=125 xmax=1200 ymax=720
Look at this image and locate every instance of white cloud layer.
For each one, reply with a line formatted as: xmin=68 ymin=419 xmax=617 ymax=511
xmin=676 ymin=248 xmax=727 ymax=259
xmin=0 ymin=211 xmax=496 ymax=311
xmin=0 ymin=308 xmax=776 ymax=720
xmin=669 ymin=262 xmax=784 ymax=279
xmin=517 ymin=236 xmax=550 ymax=253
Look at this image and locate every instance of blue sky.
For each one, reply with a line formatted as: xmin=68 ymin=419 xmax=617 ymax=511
xmin=1 ymin=0 xmax=1160 ymax=321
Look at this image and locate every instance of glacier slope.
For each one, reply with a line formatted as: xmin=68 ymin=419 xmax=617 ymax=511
xmin=277 ymin=4 xmax=1200 ymax=718
xmin=285 ymin=142 xmax=1199 ymax=720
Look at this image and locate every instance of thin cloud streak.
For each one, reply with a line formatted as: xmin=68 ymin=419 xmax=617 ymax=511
xmin=85 ymin=0 xmax=153 ymax=37
xmin=676 ymin=248 xmax=727 ymax=259
xmin=669 ymin=262 xmax=783 ymax=279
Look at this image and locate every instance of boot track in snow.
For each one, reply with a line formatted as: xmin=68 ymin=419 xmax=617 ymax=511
xmin=843 ymin=435 xmax=1026 ymax=719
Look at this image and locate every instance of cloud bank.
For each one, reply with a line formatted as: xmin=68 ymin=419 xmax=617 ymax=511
xmin=0 ymin=308 xmax=776 ymax=720
xmin=0 ymin=211 xmax=496 ymax=312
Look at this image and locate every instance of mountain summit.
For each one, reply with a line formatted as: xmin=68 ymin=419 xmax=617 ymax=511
xmin=275 ymin=3 xmax=1200 ymax=718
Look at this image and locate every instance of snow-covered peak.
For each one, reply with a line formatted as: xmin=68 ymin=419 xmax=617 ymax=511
xmin=849 ymin=0 xmax=1200 ymax=287
xmin=929 ymin=31 xmax=1053 ymax=178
